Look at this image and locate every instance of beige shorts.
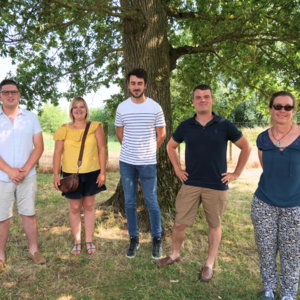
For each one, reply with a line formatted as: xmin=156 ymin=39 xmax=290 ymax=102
xmin=0 ymin=175 xmax=37 ymax=221
xmin=175 ymin=184 xmax=228 ymax=227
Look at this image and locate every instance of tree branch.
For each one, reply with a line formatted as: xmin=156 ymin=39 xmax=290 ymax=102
xmin=175 ymin=65 xmax=194 ymax=91
xmin=47 ymin=48 xmax=122 ymax=87
xmin=169 ymin=30 xmax=300 ymax=71
xmin=166 ymin=6 xmax=235 ymax=21
xmin=212 ymin=50 xmax=269 ymax=97
xmin=265 ymin=44 xmax=300 ymax=72
xmin=258 ymin=46 xmax=298 ymax=83
xmin=50 ymin=0 xmax=142 ymax=20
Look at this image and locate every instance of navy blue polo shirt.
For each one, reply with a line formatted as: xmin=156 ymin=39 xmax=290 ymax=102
xmin=173 ymin=113 xmax=242 ymax=190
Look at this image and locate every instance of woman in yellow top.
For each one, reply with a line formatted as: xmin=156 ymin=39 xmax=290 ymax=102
xmin=53 ymin=97 xmax=106 ymax=255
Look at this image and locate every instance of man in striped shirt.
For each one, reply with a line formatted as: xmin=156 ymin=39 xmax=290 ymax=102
xmin=115 ymin=68 xmax=166 ymax=259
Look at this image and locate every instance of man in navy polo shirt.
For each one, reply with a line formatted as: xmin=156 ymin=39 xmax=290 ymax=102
xmin=156 ymin=84 xmax=251 ymax=281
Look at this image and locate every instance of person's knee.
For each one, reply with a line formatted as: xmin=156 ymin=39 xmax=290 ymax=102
xmin=125 ymin=201 xmax=137 ymax=210
xmin=146 ymin=201 xmax=160 ymax=212
xmin=208 ymin=225 xmax=222 ymax=234
xmin=83 ymin=202 xmax=95 ymax=212
xmin=69 ymin=205 xmax=82 ymax=214
xmin=208 ymin=224 xmax=221 ymax=230
xmin=173 ymin=223 xmax=187 ymax=231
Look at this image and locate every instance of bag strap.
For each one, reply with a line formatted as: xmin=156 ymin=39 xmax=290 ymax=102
xmin=77 ymin=121 xmax=91 ymax=173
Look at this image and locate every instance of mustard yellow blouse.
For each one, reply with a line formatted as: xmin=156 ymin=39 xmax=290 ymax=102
xmin=53 ymin=121 xmax=103 ymax=173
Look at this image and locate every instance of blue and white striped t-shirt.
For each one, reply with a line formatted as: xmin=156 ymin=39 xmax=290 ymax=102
xmin=115 ymin=97 xmax=166 ymax=165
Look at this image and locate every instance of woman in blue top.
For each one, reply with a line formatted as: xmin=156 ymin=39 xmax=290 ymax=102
xmin=252 ymin=91 xmax=300 ymax=300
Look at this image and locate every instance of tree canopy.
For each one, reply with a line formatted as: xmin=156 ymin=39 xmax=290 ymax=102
xmin=2 ymin=0 xmax=300 ymax=208
xmin=90 ymin=106 xmax=116 ymax=137
xmin=1 ymin=0 xmax=300 ymax=111
xmin=38 ymin=103 xmax=68 ymax=134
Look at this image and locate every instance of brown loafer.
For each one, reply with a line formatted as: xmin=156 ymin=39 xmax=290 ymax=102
xmin=200 ymin=266 xmax=213 ymax=281
xmin=0 ymin=260 xmax=4 ymax=273
xmin=28 ymin=251 xmax=46 ymax=264
xmin=156 ymin=256 xmax=180 ymax=267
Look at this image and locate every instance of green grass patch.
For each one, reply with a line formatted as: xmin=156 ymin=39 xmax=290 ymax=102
xmin=1 ymin=170 xmax=298 ymax=299
xmin=108 ymin=140 xmax=121 ymax=152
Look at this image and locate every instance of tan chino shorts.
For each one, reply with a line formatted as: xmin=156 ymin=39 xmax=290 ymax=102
xmin=0 ymin=175 xmax=37 ymax=221
xmin=175 ymin=184 xmax=228 ymax=228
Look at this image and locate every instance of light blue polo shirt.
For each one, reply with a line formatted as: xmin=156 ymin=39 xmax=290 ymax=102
xmin=0 ymin=106 xmax=42 ymax=182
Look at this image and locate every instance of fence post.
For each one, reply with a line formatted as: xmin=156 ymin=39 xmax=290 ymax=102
xmin=229 ymin=141 xmax=232 ymax=162
xmin=104 ymin=122 xmax=109 ymax=168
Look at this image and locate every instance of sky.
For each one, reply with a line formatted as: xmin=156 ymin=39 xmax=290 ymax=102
xmin=0 ymin=57 xmax=120 ymax=112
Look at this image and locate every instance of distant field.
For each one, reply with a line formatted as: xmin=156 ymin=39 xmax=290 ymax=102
xmin=40 ymin=127 xmax=267 ymax=173
xmin=241 ymin=126 xmax=267 ymax=147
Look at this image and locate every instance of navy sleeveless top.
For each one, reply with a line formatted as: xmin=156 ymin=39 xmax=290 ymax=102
xmin=255 ymin=129 xmax=300 ymax=207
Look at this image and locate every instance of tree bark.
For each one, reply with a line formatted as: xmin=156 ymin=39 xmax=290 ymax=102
xmin=104 ymin=0 xmax=181 ymax=220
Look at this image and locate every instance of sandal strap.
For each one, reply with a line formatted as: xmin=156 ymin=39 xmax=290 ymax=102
xmin=72 ymin=243 xmax=82 ymax=252
xmin=85 ymin=242 xmax=96 ymax=250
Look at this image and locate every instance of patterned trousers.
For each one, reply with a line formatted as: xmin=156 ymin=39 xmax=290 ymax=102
xmin=251 ymin=196 xmax=300 ymax=300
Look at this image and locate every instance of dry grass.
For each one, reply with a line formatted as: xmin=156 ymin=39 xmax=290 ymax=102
xmin=228 ymin=126 xmax=267 ymax=169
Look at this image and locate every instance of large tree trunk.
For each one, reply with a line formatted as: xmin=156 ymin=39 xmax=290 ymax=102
xmin=104 ymin=0 xmax=181 ymax=221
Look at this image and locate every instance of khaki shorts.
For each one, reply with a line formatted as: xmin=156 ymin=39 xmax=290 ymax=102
xmin=175 ymin=184 xmax=228 ymax=227
xmin=0 ymin=175 xmax=37 ymax=221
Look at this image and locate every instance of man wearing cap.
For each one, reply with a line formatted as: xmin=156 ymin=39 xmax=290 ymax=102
xmin=156 ymin=84 xmax=251 ymax=282
xmin=0 ymin=79 xmax=46 ymax=272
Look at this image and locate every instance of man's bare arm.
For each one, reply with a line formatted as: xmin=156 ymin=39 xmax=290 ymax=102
xmin=19 ymin=132 xmax=44 ymax=179
xmin=116 ymin=126 xmax=124 ymax=145
xmin=221 ymin=136 xmax=252 ymax=185
xmin=0 ymin=157 xmax=24 ymax=184
xmin=156 ymin=126 xmax=166 ymax=150
xmin=167 ymin=137 xmax=188 ymax=183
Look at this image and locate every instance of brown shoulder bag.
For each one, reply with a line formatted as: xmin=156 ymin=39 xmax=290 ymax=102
xmin=58 ymin=121 xmax=91 ymax=193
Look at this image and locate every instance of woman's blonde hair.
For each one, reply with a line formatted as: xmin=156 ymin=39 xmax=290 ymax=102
xmin=69 ymin=96 xmax=90 ymax=124
xmin=269 ymin=91 xmax=298 ymax=125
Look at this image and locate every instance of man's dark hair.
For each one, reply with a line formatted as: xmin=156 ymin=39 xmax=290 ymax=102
xmin=0 ymin=79 xmax=19 ymax=92
xmin=126 ymin=68 xmax=148 ymax=84
xmin=193 ymin=84 xmax=213 ymax=98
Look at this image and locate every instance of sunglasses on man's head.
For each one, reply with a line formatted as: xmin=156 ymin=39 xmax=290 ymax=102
xmin=272 ymin=104 xmax=294 ymax=111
